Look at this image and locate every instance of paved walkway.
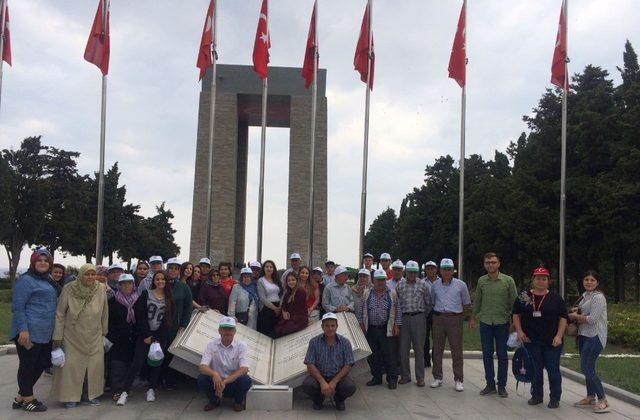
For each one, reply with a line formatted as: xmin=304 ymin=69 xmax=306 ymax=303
xmin=0 ymin=354 xmax=638 ymax=419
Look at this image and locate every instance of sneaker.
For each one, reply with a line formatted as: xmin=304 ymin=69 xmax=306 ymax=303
xmin=497 ymin=386 xmax=508 ymax=398
xmin=89 ymin=398 xmax=101 ymax=406
xmin=146 ymin=388 xmax=156 ymax=402
xmin=479 ymin=385 xmax=497 ymax=396
xmin=23 ymin=399 xmax=47 ymax=412
xmin=116 ymin=392 xmax=128 ymax=406
xmin=528 ymin=397 xmax=543 ymax=406
xmin=430 ymin=379 xmax=443 ymax=388
xmin=455 ymin=381 xmax=464 ymax=392
xmin=548 ymin=400 xmax=560 ymax=409
xmin=12 ymin=398 xmax=24 ymax=409
xmin=64 ymin=402 xmax=78 ymax=409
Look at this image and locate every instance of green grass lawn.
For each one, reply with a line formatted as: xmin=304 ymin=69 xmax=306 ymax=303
xmin=461 ymin=324 xmax=640 ymax=395
xmin=0 ymin=302 xmax=11 ymax=344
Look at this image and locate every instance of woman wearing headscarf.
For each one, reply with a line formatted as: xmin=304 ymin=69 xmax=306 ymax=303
xmin=9 ymin=248 xmax=57 ymax=412
xmin=198 ymin=268 xmax=228 ymax=314
xmin=51 ymin=263 xmax=109 ymax=408
xmin=228 ymin=267 xmax=259 ymax=329
xmin=106 ymin=273 xmax=139 ymax=403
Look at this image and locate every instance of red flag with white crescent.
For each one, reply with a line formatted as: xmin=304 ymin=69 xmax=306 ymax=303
xmin=353 ymin=2 xmax=374 ymax=89
xmin=1 ymin=1 xmax=11 ymax=66
xmin=448 ymin=2 xmax=466 ymax=88
xmin=252 ymin=0 xmax=270 ymax=79
xmin=84 ymin=0 xmax=110 ymax=75
xmin=197 ymin=0 xmax=215 ymax=81
xmin=301 ymin=1 xmax=317 ymax=89
xmin=551 ymin=0 xmax=567 ymax=90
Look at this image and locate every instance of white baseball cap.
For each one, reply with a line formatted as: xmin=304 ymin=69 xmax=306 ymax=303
xmin=379 ymin=252 xmax=391 ymax=260
xmin=373 ymin=269 xmax=387 ymax=280
xmin=322 ymin=312 xmax=338 ymax=322
xmin=325 ymin=260 xmax=335 ymax=266
xmin=312 ymin=266 xmax=324 ymax=273
xmin=199 ymin=257 xmax=211 ymax=266
xmin=424 ymin=260 xmax=437 ymax=267
xmin=391 ymin=259 xmax=404 ymax=269
xmin=405 ymin=260 xmax=420 ymax=272
xmin=440 ymin=258 xmax=455 ymax=269
xmin=118 ymin=273 xmax=134 ymax=283
xmin=290 ymin=253 xmax=301 ymax=260
xmin=334 ymin=265 xmax=348 ymax=276
xmin=219 ymin=316 xmax=237 ymax=328
xmin=240 ymin=267 xmax=253 ymax=275
xmin=166 ymin=257 xmax=181 ymax=267
xmin=149 ymin=256 xmax=163 ymax=264
xmin=249 ymin=260 xmax=262 ymax=268
xmin=363 ymin=252 xmax=374 ymax=258
xmin=358 ymin=268 xmax=371 ymax=277
xmin=107 ymin=263 xmax=124 ymax=272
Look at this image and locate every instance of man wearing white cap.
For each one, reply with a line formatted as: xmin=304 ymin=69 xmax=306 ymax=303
xmin=322 ymin=260 xmax=336 ymax=286
xmin=106 ymin=264 xmax=124 ymax=294
xmin=430 ymin=258 xmax=471 ymax=392
xmin=379 ymin=253 xmax=393 ymax=279
xmin=199 ymin=258 xmax=212 ymax=282
xmin=322 ymin=266 xmax=354 ymax=313
xmin=351 ymin=269 xmax=372 ymax=320
xmin=302 ymin=313 xmax=356 ymax=411
xmin=357 ymin=269 xmax=401 ymax=389
xmin=423 ymin=260 xmax=440 ymax=367
xmin=197 ymin=317 xmax=251 ymax=412
xmin=281 ymin=253 xmax=302 ymax=289
xmin=396 ymin=261 xmax=432 ymax=387
xmin=248 ymin=261 xmax=261 ymax=282
xmin=362 ymin=253 xmax=374 ymax=275
xmin=386 ymin=259 xmax=405 ymax=291
xmin=138 ymin=256 xmax=164 ymax=293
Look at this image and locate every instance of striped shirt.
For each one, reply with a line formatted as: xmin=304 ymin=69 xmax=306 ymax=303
xmin=396 ymin=278 xmax=432 ymax=314
xmin=578 ymin=291 xmax=608 ymax=348
xmin=304 ymin=333 xmax=355 ymax=378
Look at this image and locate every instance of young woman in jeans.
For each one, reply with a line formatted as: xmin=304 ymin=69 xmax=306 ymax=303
xmin=568 ymin=270 xmax=609 ymax=413
xmin=512 ymin=267 xmax=567 ymax=409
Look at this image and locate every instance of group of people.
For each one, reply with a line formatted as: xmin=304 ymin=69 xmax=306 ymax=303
xmin=9 ymin=248 xmax=610 ymax=414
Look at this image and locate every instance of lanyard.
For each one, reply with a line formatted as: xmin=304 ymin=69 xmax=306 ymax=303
xmin=531 ymin=291 xmax=548 ymax=312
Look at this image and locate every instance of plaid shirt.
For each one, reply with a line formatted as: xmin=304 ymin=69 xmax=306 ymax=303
xmin=304 ymin=333 xmax=355 ymax=378
xmin=396 ymin=278 xmax=432 ymax=314
xmin=356 ymin=288 xmax=402 ymax=326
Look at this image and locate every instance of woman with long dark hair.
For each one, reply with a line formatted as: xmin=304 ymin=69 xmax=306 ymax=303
xmin=219 ymin=262 xmax=237 ymax=299
xmin=569 ymin=270 xmax=609 ymax=413
xmin=257 ymin=260 xmax=282 ymax=338
xmin=117 ymin=271 xmax=175 ymax=405
xmin=274 ymin=271 xmax=308 ymax=337
xmin=180 ymin=261 xmax=205 ymax=312
xmin=298 ymin=266 xmax=320 ymax=321
xmin=9 ymin=248 xmax=57 ymax=412
xmin=132 ymin=260 xmax=150 ymax=291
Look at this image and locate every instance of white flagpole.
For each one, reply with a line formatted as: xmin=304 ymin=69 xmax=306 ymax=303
xmin=95 ymin=0 xmax=109 ymax=265
xmin=358 ymin=0 xmax=372 ymax=268
xmin=0 ymin=0 xmax=6 ymax=117
xmin=457 ymin=0 xmax=466 ymax=281
xmin=307 ymin=0 xmax=318 ymax=267
xmin=256 ymin=0 xmax=269 ymax=262
xmin=559 ymin=0 xmax=568 ymax=299
xmin=204 ymin=0 xmax=218 ymax=259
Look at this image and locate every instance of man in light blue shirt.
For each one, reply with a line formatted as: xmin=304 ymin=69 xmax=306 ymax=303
xmin=322 ymin=266 xmax=354 ymax=313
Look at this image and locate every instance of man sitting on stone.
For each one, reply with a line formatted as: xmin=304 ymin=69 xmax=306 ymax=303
xmin=302 ymin=312 xmax=356 ymax=411
xmin=197 ymin=316 xmax=252 ymax=412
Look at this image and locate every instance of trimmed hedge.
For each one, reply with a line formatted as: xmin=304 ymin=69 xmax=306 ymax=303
xmin=608 ymin=304 xmax=640 ymax=352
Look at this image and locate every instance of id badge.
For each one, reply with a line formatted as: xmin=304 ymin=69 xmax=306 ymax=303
xmin=532 ymin=311 xmax=542 ymax=318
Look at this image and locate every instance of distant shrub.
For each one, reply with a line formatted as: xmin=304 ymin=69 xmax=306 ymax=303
xmin=608 ymin=304 xmax=640 ymax=352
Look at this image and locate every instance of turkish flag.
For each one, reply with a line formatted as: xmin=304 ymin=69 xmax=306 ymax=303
xmin=84 ymin=0 xmax=110 ymax=75
xmin=448 ymin=2 xmax=466 ymax=88
xmin=1 ymin=1 xmax=11 ymax=66
xmin=252 ymin=0 xmax=270 ymax=79
xmin=354 ymin=2 xmax=374 ymax=89
xmin=197 ymin=0 xmax=215 ymax=81
xmin=301 ymin=1 xmax=317 ymax=89
xmin=551 ymin=0 xmax=567 ymax=90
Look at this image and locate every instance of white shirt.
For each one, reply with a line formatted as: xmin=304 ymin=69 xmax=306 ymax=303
xmin=200 ymin=337 xmax=250 ymax=379
xmin=259 ymin=277 xmax=281 ymax=302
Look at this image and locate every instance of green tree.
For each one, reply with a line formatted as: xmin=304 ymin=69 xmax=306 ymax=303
xmin=363 ymin=207 xmax=398 ymax=261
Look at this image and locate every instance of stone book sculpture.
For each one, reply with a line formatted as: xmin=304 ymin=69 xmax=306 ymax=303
xmin=169 ymin=310 xmax=371 ymax=386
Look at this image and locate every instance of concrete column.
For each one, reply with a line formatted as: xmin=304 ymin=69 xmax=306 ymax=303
xmin=234 ymin=123 xmax=249 ymax=266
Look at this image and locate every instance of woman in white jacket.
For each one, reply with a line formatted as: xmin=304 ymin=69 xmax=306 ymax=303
xmin=228 ymin=268 xmax=259 ymax=330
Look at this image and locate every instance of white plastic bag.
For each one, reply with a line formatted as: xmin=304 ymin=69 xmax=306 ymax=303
xmin=103 ymin=336 xmax=113 ymax=353
xmin=51 ymin=348 xmax=65 ymax=367
xmin=148 ymin=342 xmax=164 ymax=362
xmin=507 ymin=332 xmax=522 ymax=349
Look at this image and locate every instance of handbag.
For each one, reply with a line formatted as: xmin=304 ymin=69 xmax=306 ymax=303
xmin=235 ymin=311 xmax=249 ymax=325
xmin=565 ymin=296 xmax=583 ymax=337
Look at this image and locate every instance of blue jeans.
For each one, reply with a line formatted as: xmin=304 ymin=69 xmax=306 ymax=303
xmin=197 ymin=373 xmax=252 ymax=405
xmin=577 ymin=335 xmax=605 ymax=400
xmin=524 ymin=342 xmax=562 ymax=401
xmin=479 ymin=322 xmax=510 ymax=387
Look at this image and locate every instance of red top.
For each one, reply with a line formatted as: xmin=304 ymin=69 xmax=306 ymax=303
xmin=220 ymin=277 xmax=237 ymax=299
xmin=306 ymin=283 xmax=318 ymax=309
xmin=385 ymin=269 xmax=393 ymax=279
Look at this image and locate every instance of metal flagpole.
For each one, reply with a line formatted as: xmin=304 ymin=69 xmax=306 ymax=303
xmin=358 ymin=0 xmax=372 ymax=268
xmin=204 ymin=0 xmax=218 ymax=258
xmin=457 ymin=0 xmax=466 ymax=281
xmin=0 ymin=0 xmax=6 ymax=116
xmin=256 ymin=0 xmax=269 ymax=262
xmin=307 ymin=0 xmax=318 ymax=267
xmin=95 ymin=0 xmax=109 ymax=265
xmin=559 ymin=0 xmax=568 ymax=299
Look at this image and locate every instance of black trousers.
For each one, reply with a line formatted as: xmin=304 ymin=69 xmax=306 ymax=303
xmin=123 ymin=337 xmax=165 ymax=392
xmin=424 ymin=311 xmax=434 ymax=365
xmin=366 ymin=325 xmax=398 ymax=383
xmin=302 ymin=374 xmax=356 ymax=404
xmin=16 ymin=341 xmax=52 ymax=397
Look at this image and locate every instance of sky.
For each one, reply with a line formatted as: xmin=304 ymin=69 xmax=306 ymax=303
xmin=0 ymin=0 xmax=638 ymax=272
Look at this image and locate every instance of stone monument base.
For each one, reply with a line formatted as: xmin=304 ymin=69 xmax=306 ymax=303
xmin=247 ymin=385 xmax=293 ymax=411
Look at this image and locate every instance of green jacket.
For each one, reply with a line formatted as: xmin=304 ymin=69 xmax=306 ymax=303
xmin=473 ymin=272 xmax=517 ymax=325
xmin=168 ymin=279 xmax=193 ymax=340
